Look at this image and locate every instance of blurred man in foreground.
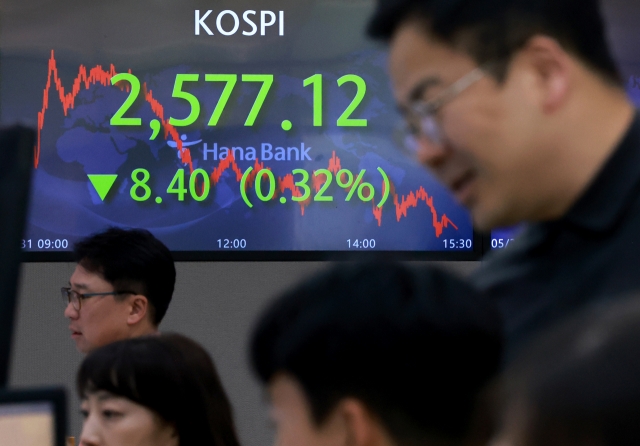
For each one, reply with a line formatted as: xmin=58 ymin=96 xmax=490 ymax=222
xmin=63 ymin=227 xmax=175 ymax=353
xmin=250 ymin=263 xmax=502 ymax=446
xmin=368 ymin=0 xmax=640 ymax=354
xmin=491 ymin=297 xmax=640 ymax=446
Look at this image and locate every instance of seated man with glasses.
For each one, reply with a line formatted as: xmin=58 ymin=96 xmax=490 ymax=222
xmin=367 ymin=0 xmax=640 ymax=357
xmin=62 ymin=227 xmax=176 ymax=354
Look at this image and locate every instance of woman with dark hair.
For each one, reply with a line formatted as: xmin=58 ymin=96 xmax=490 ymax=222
xmin=76 ymin=333 xmax=241 ymax=446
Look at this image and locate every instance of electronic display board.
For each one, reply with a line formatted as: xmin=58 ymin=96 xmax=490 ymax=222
xmin=0 ymin=0 xmax=480 ymax=260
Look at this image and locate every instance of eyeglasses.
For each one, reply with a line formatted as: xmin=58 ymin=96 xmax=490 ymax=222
xmin=61 ymin=287 xmax=135 ymax=311
xmin=399 ymin=67 xmax=485 ymax=153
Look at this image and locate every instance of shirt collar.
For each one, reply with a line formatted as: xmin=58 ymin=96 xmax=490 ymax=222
xmin=561 ymin=111 xmax=640 ymax=232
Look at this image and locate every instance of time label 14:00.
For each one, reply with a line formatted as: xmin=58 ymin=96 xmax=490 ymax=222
xmin=110 ymin=73 xmax=367 ymax=130
xmin=128 ymin=167 xmax=390 ymax=208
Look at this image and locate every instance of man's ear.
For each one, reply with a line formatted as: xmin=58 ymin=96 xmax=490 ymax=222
xmin=156 ymin=421 xmax=179 ymax=446
xmin=126 ymin=294 xmax=149 ymax=325
xmin=334 ymin=399 xmax=390 ymax=446
xmin=518 ymin=35 xmax=573 ymax=114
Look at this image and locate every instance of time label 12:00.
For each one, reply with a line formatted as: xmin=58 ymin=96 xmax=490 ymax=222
xmin=110 ymin=73 xmax=367 ymax=131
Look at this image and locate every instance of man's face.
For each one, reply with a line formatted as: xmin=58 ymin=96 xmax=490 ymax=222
xmin=388 ymin=20 xmax=547 ymax=230
xmin=268 ymin=374 xmax=345 ymax=446
xmin=65 ymin=264 xmax=133 ymax=353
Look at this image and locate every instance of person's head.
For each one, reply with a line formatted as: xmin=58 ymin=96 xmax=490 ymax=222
xmin=250 ymin=262 xmax=503 ymax=446
xmin=64 ymin=227 xmax=176 ymax=353
xmin=76 ymin=333 xmax=241 ymax=446
xmin=368 ymin=0 xmax=633 ymax=230
xmin=491 ymin=297 xmax=640 ymax=446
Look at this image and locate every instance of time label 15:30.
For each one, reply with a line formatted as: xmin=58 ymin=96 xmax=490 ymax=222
xmin=110 ymin=73 xmax=367 ymax=129
xmin=443 ymin=239 xmax=473 ymax=249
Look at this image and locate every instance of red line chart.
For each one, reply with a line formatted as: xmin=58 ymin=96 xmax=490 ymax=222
xmin=37 ymin=50 xmax=457 ymax=236
xmin=36 ymin=50 xmax=188 ymax=169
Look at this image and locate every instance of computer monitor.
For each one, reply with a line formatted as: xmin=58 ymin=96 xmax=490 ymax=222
xmin=0 ymin=126 xmax=35 ymax=387
xmin=0 ymin=387 xmax=67 ymax=446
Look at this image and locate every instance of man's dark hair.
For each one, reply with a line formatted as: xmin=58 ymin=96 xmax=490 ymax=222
xmin=78 ymin=333 xmax=241 ymax=446
xmin=73 ymin=227 xmax=175 ymax=325
xmin=250 ymin=262 xmax=502 ymax=445
xmin=499 ymin=297 xmax=640 ymax=446
xmin=367 ymin=0 xmax=621 ymax=84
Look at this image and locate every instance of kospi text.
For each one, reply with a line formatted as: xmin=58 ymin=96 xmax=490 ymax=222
xmin=195 ymin=10 xmax=284 ymax=36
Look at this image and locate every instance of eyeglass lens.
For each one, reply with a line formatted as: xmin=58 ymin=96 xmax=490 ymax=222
xmin=61 ymin=288 xmax=80 ymax=310
xmin=403 ymin=115 xmax=443 ymax=155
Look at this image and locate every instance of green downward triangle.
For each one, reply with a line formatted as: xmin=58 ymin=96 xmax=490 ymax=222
xmin=88 ymin=174 xmax=118 ymax=201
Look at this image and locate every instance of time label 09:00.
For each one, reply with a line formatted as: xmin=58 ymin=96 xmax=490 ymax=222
xmin=22 ymin=239 xmax=70 ymax=249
